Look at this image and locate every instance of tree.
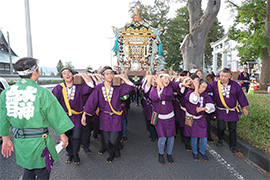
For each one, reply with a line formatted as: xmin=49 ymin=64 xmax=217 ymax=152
xmin=180 ymin=0 xmax=221 ymax=71
xmin=227 ymin=0 xmax=270 ymax=90
xmin=56 ymin=60 xmax=64 ymax=75
xmin=65 ymin=61 xmax=74 ymax=70
xmin=86 ymin=65 xmax=93 ymax=72
xmin=163 ymin=6 xmax=224 ymax=71
xmin=129 ymin=0 xmax=171 ymax=36
xmin=162 ymin=7 xmax=190 ymax=71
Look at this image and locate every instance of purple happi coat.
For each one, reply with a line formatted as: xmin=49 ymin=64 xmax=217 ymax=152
xmin=184 ymin=89 xmax=215 ymax=138
xmin=84 ymin=82 xmax=134 ymax=132
xmin=149 ymin=81 xmax=180 ymax=138
xmin=52 ymin=83 xmax=93 ymax=127
xmin=238 ymin=71 xmax=250 ymax=87
xmin=141 ymin=79 xmax=153 ymax=121
xmin=206 ymin=80 xmax=249 ymax=122
xmin=175 ymin=87 xmax=189 ymax=127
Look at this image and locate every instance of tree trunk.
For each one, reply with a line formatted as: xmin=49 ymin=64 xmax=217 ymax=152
xmin=181 ymin=0 xmax=220 ymax=71
xmin=260 ymin=0 xmax=270 ymax=90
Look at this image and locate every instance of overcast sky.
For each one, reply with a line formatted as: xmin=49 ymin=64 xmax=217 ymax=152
xmin=0 ymin=0 xmax=235 ymax=71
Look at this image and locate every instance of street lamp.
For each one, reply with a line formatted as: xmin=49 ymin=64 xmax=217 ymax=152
xmin=24 ymin=0 xmax=33 ymax=57
xmin=107 ymin=37 xmax=114 ymax=68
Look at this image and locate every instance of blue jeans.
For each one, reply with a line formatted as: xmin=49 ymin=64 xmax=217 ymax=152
xmin=191 ymin=137 xmax=207 ymax=155
xmin=158 ymin=137 xmax=174 ymax=155
xmin=122 ymin=118 xmax=127 ymax=138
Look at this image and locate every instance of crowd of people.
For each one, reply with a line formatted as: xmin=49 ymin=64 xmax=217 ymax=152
xmin=0 ymin=57 xmax=250 ymax=179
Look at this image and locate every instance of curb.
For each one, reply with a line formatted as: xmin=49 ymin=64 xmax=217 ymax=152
xmin=211 ymin=123 xmax=270 ymax=173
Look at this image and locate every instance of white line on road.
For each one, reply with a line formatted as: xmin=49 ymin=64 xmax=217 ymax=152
xmin=207 ymin=144 xmax=245 ymax=180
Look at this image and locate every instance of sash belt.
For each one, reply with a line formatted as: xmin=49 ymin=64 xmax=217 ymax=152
xmin=217 ymin=106 xmax=235 ymax=114
xmin=158 ymin=111 xmax=175 ymax=119
xmin=186 ymin=111 xmax=203 ymax=119
xmin=12 ymin=127 xmax=49 ymax=139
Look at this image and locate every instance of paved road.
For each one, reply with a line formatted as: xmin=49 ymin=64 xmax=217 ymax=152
xmin=0 ymin=102 xmax=267 ymax=179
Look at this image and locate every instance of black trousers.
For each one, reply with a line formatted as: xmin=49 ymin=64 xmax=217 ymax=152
xmin=179 ymin=127 xmax=191 ymax=144
xmin=82 ymin=115 xmax=100 ymax=148
xmin=65 ymin=127 xmax=81 ymax=155
xmin=217 ymin=119 xmax=237 ymax=148
xmin=23 ymin=167 xmax=49 ymax=180
xmin=145 ymin=117 xmax=157 ymax=140
xmin=103 ymin=131 xmax=119 ymax=156
xmin=205 ymin=114 xmax=212 ymax=138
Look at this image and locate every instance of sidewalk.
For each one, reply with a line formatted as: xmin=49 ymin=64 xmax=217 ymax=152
xmin=211 ymin=123 xmax=270 ymax=173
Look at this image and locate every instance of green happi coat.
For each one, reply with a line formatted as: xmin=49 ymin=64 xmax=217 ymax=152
xmin=0 ymin=78 xmax=74 ymax=170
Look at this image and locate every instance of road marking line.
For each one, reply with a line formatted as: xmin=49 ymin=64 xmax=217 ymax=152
xmin=207 ymin=145 xmax=245 ymax=180
xmin=56 ymin=141 xmax=64 ymax=154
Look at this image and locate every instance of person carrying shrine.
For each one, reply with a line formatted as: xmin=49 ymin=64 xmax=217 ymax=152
xmin=82 ymin=66 xmax=135 ymax=163
xmin=145 ymin=70 xmax=187 ymax=165
xmin=0 ymin=57 xmax=74 ymax=179
xmin=206 ymin=68 xmax=249 ymax=153
xmin=184 ymin=78 xmax=215 ymax=161
xmin=141 ymin=77 xmax=157 ymax=142
xmin=52 ymin=67 xmax=94 ymax=165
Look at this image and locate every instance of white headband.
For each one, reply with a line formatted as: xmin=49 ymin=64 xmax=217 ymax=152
xmin=102 ymin=69 xmax=113 ymax=75
xmin=159 ymin=74 xmax=170 ymax=78
xmin=17 ymin=65 xmax=39 ymax=76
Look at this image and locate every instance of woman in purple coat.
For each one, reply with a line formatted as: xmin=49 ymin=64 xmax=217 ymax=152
xmin=146 ymin=71 xmax=183 ymax=165
xmin=184 ymin=78 xmax=215 ymax=162
xmin=82 ymin=66 xmax=134 ymax=163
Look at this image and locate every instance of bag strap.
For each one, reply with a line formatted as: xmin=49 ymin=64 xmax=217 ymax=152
xmin=60 ymin=83 xmax=82 ymax=116
xmin=104 ymin=82 xmax=123 ymax=116
xmin=217 ymin=80 xmax=239 ymax=113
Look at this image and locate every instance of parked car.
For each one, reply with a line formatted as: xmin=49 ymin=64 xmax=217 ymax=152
xmin=0 ymin=77 xmax=9 ymax=144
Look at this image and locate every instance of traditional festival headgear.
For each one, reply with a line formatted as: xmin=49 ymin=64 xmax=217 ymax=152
xmin=159 ymin=73 xmax=170 ymax=78
xmin=60 ymin=67 xmax=74 ymax=78
xmin=17 ymin=62 xmax=39 ymax=76
xmin=101 ymin=66 xmax=113 ymax=75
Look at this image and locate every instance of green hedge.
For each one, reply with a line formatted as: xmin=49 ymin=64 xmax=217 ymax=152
xmin=238 ymin=94 xmax=270 ymax=154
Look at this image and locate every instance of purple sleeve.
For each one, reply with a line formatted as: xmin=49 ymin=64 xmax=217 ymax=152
xmin=84 ymin=87 xmax=99 ymax=115
xmin=119 ymin=83 xmax=134 ymax=97
xmin=149 ymin=87 xmax=159 ymax=102
xmin=236 ymin=83 xmax=249 ymax=107
xmin=170 ymin=81 xmax=180 ymax=92
xmin=81 ymin=83 xmax=94 ymax=96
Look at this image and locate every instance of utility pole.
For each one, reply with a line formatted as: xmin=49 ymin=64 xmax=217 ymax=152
xmin=24 ymin=0 xmax=33 ymax=57
xmin=7 ymin=32 xmax=13 ymax=74
xmin=107 ymin=37 xmax=114 ymax=68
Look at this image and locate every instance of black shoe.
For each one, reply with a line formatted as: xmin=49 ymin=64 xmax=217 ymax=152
xmin=83 ymin=147 xmax=92 ymax=155
xmin=167 ymin=154 xmax=174 ymax=164
xmin=121 ymin=137 xmax=128 ymax=143
xmin=216 ymin=140 xmax=223 ymax=147
xmin=107 ymin=153 xmax=115 ymax=163
xmin=199 ymin=153 xmax=208 ymax=162
xmin=207 ymin=137 xmax=215 ymax=143
xmin=98 ymin=149 xmax=107 ymax=155
xmin=185 ymin=143 xmax=192 ymax=152
xmin=159 ymin=154 xmax=165 ymax=165
xmin=74 ymin=154 xmax=80 ymax=165
xmin=193 ymin=153 xmax=200 ymax=161
xmin=65 ymin=155 xmax=73 ymax=164
xmin=230 ymin=147 xmax=239 ymax=154
xmin=114 ymin=150 xmax=121 ymax=160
